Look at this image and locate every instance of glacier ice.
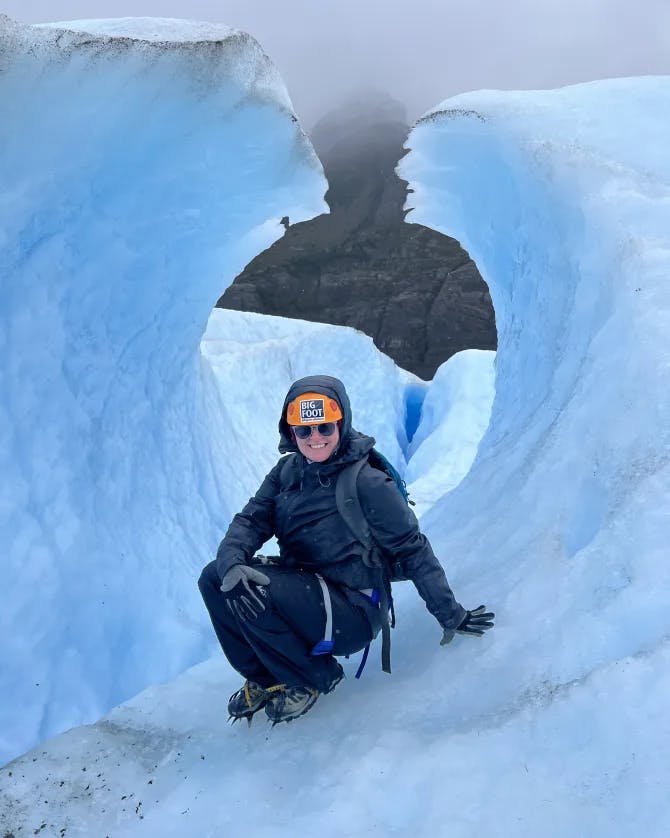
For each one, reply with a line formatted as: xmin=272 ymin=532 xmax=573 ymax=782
xmin=1 ymin=13 xmax=669 ymax=837
xmin=0 ymin=15 xmax=327 ymax=763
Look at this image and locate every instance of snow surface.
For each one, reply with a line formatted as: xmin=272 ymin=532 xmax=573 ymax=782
xmin=2 ymin=12 xmax=669 ymax=837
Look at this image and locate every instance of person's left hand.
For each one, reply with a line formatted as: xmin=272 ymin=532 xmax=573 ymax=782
xmin=440 ymin=605 xmax=495 ymax=645
xmin=220 ymin=565 xmax=271 ymax=621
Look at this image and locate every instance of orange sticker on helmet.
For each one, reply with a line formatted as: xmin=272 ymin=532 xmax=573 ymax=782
xmin=286 ymin=392 xmax=343 ymax=425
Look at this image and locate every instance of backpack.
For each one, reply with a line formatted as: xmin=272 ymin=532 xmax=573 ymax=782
xmin=335 ymin=448 xmax=412 ymax=584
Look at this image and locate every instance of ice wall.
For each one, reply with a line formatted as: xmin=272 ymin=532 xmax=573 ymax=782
xmin=399 ymin=78 xmax=670 ymax=821
xmin=405 ymin=348 xmax=495 ymax=514
xmin=0 ymin=16 xmax=327 ymax=763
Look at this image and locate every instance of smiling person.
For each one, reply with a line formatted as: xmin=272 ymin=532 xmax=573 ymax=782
xmin=198 ymin=375 xmax=494 ymax=725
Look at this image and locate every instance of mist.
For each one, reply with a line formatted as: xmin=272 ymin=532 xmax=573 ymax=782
xmin=5 ymin=0 xmax=670 ymax=126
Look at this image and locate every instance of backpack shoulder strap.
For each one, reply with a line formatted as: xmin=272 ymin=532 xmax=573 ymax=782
xmin=335 ymin=456 xmax=393 ymax=675
xmin=335 ymin=458 xmax=373 ymax=551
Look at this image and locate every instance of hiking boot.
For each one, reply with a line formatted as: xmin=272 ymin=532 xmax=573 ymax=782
xmin=264 ymin=685 xmax=320 ymax=725
xmin=325 ymin=663 xmax=345 ymax=693
xmin=228 ymin=680 xmax=282 ymax=725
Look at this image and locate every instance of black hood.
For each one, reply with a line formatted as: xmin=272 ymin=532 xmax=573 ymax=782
xmin=278 ymin=374 xmax=355 ymax=455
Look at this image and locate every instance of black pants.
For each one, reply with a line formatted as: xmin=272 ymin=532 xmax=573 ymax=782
xmin=198 ymin=561 xmax=381 ymax=693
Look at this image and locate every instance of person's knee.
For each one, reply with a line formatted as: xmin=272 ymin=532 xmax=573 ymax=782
xmin=262 ymin=570 xmax=323 ymax=622
xmin=198 ymin=560 xmax=220 ymax=601
xmin=257 ymin=568 xmax=291 ymax=609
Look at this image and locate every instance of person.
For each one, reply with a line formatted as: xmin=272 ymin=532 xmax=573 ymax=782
xmin=198 ymin=374 xmax=494 ymax=725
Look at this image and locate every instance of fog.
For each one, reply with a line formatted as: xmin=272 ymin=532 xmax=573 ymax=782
xmin=5 ymin=0 xmax=670 ymax=127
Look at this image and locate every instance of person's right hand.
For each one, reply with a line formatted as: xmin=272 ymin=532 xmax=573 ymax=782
xmin=220 ymin=565 xmax=271 ymax=621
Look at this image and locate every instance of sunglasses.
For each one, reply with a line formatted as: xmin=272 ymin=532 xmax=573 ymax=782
xmin=293 ymin=422 xmax=338 ymax=439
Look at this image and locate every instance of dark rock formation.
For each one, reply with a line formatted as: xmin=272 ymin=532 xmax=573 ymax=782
xmin=217 ymin=92 xmax=496 ymax=380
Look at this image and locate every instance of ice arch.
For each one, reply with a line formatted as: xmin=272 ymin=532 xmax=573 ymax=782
xmin=0 ymin=17 xmax=326 ymax=763
xmin=399 ymin=79 xmax=670 ymax=727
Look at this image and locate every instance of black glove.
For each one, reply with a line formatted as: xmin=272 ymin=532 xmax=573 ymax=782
xmin=440 ymin=605 xmax=495 ymax=645
xmin=220 ymin=565 xmax=271 ymax=621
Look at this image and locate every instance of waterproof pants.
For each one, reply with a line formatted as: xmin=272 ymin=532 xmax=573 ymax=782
xmin=198 ymin=560 xmax=381 ymax=693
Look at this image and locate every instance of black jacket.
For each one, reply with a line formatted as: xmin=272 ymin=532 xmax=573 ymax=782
xmin=215 ymin=375 xmax=466 ymax=631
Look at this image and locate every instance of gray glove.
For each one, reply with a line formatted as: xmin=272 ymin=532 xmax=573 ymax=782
xmin=220 ymin=565 xmax=271 ymax=622
xmin=441 ymin=605 xmax=495 ymax=645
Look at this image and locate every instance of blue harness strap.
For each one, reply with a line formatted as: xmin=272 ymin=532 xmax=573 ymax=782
xmin=355 ymin=645 xmax=370 ymax=679
xmin=355 ymin=588 xmax=381 ymax=678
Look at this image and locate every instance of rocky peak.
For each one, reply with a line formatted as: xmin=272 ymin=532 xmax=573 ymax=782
xmin=217 ymin=90 xmax=496 ymax=379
